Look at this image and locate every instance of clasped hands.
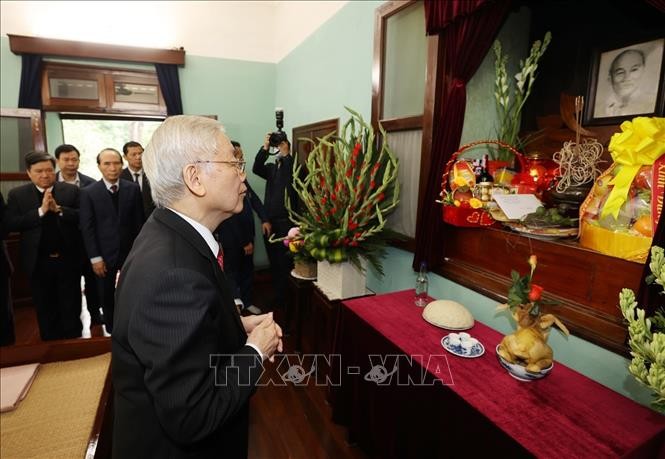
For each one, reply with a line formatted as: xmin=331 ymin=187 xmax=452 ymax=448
xmin=244 ymin=312 xmax=283 ymax=363
xmin=40 ymin=189 xmax=62 ymax=215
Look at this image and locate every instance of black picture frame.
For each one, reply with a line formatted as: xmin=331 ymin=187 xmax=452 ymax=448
xmin=584 ymin=37 xmax=665 ymax=125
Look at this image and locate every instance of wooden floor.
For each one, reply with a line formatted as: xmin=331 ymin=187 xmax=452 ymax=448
xmin=7 ymin=273 xmax=368 ymax=459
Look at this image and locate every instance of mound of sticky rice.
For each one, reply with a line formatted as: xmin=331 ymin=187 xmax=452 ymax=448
xmin=422 ymin=300 xmax=474 ymax=330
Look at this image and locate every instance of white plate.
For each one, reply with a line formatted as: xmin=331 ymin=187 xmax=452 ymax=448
xmin=290 ymin=269 xmax=317 ymax=281
xmin=441 ymin=335 xmax=485 ymax=358
xmin=422 ymin=314 xmax=473 ymax=331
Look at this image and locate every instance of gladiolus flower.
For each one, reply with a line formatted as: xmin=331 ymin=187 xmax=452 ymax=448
xmin=321 ymin=197 xmax=327 ymax=205
xmin=528 ymin=284 xmax=544 ymax=302
xmin=370 ymin=180 xmax=376 ymax=189
xmin=349 ymin=221 xmax=358 ymax=230
xmin=346 ymin=168 xmax=353 ymax=178
xmin=378 ymin=192 xmax=385 ymax=202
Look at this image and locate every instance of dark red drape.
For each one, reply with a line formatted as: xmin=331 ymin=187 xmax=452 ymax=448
xmin=413 ymin=0 xmax=512 ymax=270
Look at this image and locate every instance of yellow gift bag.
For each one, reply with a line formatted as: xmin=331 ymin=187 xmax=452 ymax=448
xmin=579 ymin=117 xmax=665 ymax=263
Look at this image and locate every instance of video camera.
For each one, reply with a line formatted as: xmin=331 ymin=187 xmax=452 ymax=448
xmin=269 ymin=108 xmax=288 ymax=147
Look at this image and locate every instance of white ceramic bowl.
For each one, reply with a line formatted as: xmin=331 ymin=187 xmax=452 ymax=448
xmin=495 ymin=345 xmax=553 ymax=382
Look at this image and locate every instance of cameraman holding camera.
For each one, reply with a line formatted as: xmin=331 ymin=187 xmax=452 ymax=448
xmin=252 ymin=113 xmax=297 ymax=317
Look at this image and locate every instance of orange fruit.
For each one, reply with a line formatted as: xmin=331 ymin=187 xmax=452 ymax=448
xmin=633 ymin=215 xmax=652 ymax=237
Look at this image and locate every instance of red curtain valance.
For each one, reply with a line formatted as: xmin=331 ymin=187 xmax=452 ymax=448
xmin=424 ymin=0 xmax=495 ymax=35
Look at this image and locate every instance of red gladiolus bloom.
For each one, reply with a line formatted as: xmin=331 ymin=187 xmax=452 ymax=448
xmin=331 ymin=193 xmax=337 ymax=201
xmin=321 ymin=197 xmax=327 ymax=205
xmin=352 ymin=142 xmax=361 ymax=157
xmin=346 ymin=168 xmax=353 ymax=178
xmin=528 ymin=284 xmax=544 ymax=302
xmin=378 ymin=192 xmax=385 ymax=202
xmin=349 ymin=221 xmax=358 ymax=230
xmin=370 ymin=180 xmax=376 ymax=189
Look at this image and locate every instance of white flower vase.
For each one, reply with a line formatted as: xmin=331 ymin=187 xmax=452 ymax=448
xmin=315 ymin=259 xmax=367 ymax=300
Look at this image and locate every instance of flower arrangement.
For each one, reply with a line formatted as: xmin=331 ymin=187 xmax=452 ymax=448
xmin=286 ymin=107 xmax=400 ymax=275
xmin=493 ymin=31 xmax=552 ymax=160
xmin=503 ymin=255 xmax=551 ymax=318
xmin=281 ymin=227 xmax=315 ymax=263
xmin=619 ymin=246 xmax=665 ymax=412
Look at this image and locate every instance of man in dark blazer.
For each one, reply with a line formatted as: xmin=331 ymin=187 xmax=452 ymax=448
xmin=112 ymin=115 xmax=282 ymax=458
xmin=253 ymin=134 xmax=298 ymax=312
xmin=215 ymin=141 xmax=271 ymax=315
xmin=0 ymin=191 xmax=15 ymax=346
xmin=120 ymin=141 xmax=155 ymax=219
xmin=54 ymin=143 xmax=101 ymax=325
xmin=5 ymin=151 xmax=82 ymax=340
xmin=80 ymin=148 xmax=143 ymax=334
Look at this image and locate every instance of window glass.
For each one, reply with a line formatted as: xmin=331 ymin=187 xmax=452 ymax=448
xmin=49 ymin=78 xmax=99 ymax=100
xmin=385 ymin=129 xmax=422 ymax=237
xmin=383 ymin=1 xmax=427 ymax=119
xmin=114 ymin=83 xmax=160 ymax=104
xmin=61 ymin=118 xmax=162 ymax=179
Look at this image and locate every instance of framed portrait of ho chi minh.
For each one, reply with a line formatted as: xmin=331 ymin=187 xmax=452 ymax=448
xmin=584 ymin=37 xmax=665 ymax=125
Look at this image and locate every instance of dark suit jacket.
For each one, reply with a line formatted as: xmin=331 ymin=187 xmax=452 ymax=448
xmin=252 ymin=148 xmax=298 ymax=220
xmin=5 ymin=182 xmax=80 ymax=275
xmin=112 ymin=208 xmax=262 ymax=458
xmin=55 ymin=171 xmax=96 ymax=188
xmin=79 ymin=179 xmax=144 ymax=268
xmin=120 ymin=168 xmax=155 ymax=218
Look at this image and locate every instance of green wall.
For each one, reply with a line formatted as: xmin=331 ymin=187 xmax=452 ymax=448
xmin=274 ymin=2 xmax=653 ymax=408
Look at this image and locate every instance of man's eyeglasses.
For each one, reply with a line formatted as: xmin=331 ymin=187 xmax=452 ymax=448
xmin=195 ymin=160 xmax=246 ymax=173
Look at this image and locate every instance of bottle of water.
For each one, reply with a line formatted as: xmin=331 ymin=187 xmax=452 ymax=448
xmin=415 ymin=262 xmax=429 ymax=307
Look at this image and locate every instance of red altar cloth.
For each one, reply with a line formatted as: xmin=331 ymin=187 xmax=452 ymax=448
xmin=339 ymin=289 xmax=665 ymax=458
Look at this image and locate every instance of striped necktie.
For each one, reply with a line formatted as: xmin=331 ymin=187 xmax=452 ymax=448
xmin=216 ymin=247 xmax=224 ymax=271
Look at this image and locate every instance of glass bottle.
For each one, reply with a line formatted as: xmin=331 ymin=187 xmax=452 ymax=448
xmin=475 ymin=154 xmax=494 ymax=202
xmin=415 ymin=262 xmax=429 ymax=307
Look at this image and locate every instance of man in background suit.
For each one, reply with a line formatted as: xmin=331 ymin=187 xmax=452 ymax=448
xmin=215 ymin=141 xmax=271 ymax=315
xmin=112 ymin=116 xmax=282 ymax=458
xmin=5 ymin=152 xmax=82 ymax=340
xmin=80 ymin=148 xmax=143 ymax=334
xmin=0 ymin=192 xmax=15 ymax=346
xmin=120 ymin=141 xmax=155 ymax=219
xmin=253 ymin=135 xmax=297 ymax=313
xmin=55 ymin=143 xmax=102 ymax=325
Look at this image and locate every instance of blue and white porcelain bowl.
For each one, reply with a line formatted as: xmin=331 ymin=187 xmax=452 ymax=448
xmin=495 ymin=345 xmax=553 ymax=381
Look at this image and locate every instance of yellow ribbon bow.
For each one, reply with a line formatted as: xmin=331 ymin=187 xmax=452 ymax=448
xmin=601 ymin=117 xmax=665 ymax=219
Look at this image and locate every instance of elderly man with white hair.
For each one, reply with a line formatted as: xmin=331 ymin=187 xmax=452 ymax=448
xmin=112 ymin=115 xmax=283 ymax=459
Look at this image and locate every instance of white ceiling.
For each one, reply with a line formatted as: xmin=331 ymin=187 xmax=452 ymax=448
xmin=0 ymin=1 xmax=349 ymax=63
